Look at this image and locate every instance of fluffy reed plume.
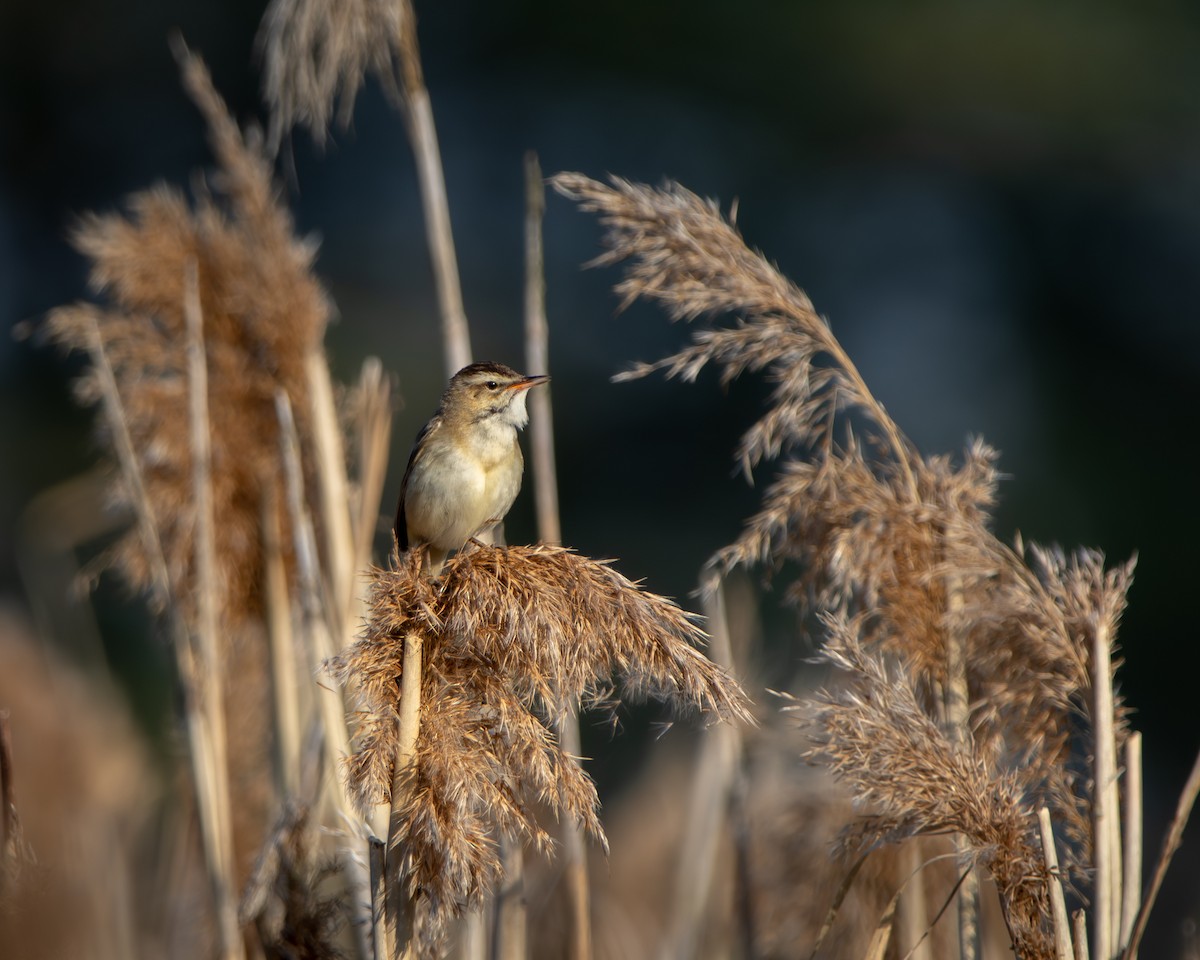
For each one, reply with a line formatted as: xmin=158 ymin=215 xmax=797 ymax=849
xmin=40 ymin=48 xmax=362 ymax=959
xmin=333 ymin=544 xmax=752 ymax=953
xmin=259 ymin=0 xmax=404 ymax=147
xmin=807 ymin=615 xmax=1054 ymax=958
xmin=45 ymin=50 xmax=329 ymax=626
xmin=554 ymin=173 xmax=1142 ymax=956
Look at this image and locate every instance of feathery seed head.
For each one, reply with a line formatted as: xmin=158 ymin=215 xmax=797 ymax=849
xmin=333 ymin=544 xmax=752 ymax=949
xmin=45 ymin=51 xmax=331 ymax=625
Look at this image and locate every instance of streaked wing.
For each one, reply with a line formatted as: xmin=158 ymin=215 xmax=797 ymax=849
xmin=394 ymin=413 xmax=441 ymax=549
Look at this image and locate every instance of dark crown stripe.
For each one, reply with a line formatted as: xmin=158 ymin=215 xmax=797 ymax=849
xmin=453 ymin=361 xmax=521 ymax=381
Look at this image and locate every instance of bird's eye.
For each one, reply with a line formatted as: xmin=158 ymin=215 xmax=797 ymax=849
xmin=485 ymin=381 xmax=498 ymax=390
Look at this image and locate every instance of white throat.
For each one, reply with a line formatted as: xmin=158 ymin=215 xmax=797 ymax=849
xmin=501 ymin=389 xmax=531 ymax=428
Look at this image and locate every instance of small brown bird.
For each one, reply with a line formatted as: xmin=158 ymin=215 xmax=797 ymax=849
xmin=394 ymin=361 xmax=549 ymax=572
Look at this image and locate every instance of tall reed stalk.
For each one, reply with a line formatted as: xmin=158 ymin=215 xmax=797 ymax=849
xmin=524 ymin=149 xmax=588 ymax=960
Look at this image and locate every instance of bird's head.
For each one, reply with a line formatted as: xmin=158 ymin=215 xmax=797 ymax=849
xmin=443 ymin=361 xmax=549 ymax=428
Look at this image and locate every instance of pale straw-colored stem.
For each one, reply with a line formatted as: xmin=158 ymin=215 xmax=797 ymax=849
xmin=306 ymin=349 xmax=355 ymax=626
xmin=1119 ymin=732 xmax=1142 ymax=952
xmin=395 ymin=0 xmax=471 ymax=376
xmin=494 ymin=839 xmax=528 ymax=960
xmin=943 ymin=574 xmax=978 ymax=960
xmin=276 ymin=389 xmax=373 ymax=959
xmin=558 ymin=715 xmax=592 ymax=960
xmin=185 ymin=260 xmax=242 ymax=960
xmin=370 ymin=837 xmax=392 ymax=960
xmin=84 ymin=318 xmax=170 ymax=605
xmin=87 ymin=313 xmax=238 ymax=952
xmin=524 ymin=151 xmax=560 ymax=545
xmin=526 ymin=150 xmax=587 ymax=959
xmin=1092 ymin=614 xmax=1120 ymax=960
xmin=462 ymin=909 xmax=486 ymax=960
xmin=1039 ymin=807 xmax=1075 ymax=960
xmin=385 ymin=630 xmax=424 ymax=960
xmin=263 ymin=483 xmax=302 ymax=798
xmin=659 ymin=581 xmax=742 ymax=960
xmin=1075 ymin=911 xmax=1091 ymax=960
xmin=352 ymin=358 xmax=394 ymax=578
xmin=1123 ymin=746 xmax=1200 ymax=960
xmin=897 ymin=842 xmax=932 ymax=960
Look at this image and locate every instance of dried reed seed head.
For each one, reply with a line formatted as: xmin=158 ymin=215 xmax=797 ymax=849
xmin=46 ymin=52 xmax=331 ymax=625
xmin=807 ymin=617 xmax=1056 ymax=958
xmin=333 ymin=544 xmax=753 ymax=948
xmin=551 ymin=172 xmax=918 ymax=480
xmin=560 ymin=172 xmax=1136 ymax=955
xmin=258 ymin=0 xmax=408 ymax=149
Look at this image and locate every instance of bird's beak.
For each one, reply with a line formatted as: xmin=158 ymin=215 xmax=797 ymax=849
xmin=509 ymin=374 xmax=549 ymax=392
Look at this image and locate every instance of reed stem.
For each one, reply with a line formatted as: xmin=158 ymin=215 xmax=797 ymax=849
xmin=1119 ymin=732 xmax=1142 ymax=952
xmin=185 ymin=259 xmax=242 ymax=960
xmin=395 ymin=0 xmax=471 ymax=376
xmin=1039 ymin=807 xmax=1075 ymax=960
xmin=1092 ymin=614 xmax=1119 ymax=960
xmin=384 ymin=629 xmax=424 ymax=959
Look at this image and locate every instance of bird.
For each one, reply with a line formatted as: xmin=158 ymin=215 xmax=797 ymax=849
xmin=394 ymin=361 xmax=549 ymax=573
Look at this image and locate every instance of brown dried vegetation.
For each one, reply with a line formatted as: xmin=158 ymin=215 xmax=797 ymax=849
xmin=554 ymin=172 xmax=1148 ymax=959
xmin=46 ymin=52 xmax=330 ymax=627
xmin=335 ymin=544 xmax=752 ymax=948
xmin=259 ymin=0 xmax=407 ymax=148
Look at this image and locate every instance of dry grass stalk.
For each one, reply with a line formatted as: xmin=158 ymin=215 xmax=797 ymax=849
xmin=349 ymin=358 xmax=396 ymax=583
xmin=44 ymin=45 xmax=384 ymax=958
xmin=185 ymin=256 xmax=242 ymax=960
xmin=46 ymin=48 xmax=329 ymax=627
xmin=384 ymin=628 xmax=424 ymax=959
xmin=275 ymin=387 xmax=375 ymax=956
xmin=898 ymin=842 xmax=933 ymax=960
xmin=395 ymin=0 xmax=473 ymax=377
xmin=1092 ymin=614 xmax=1119 ymax=960
xmin=659 ymin=581 xmax=745 ymax=960
xmin=1123 ymin=746 xmax=1200 ymax=960
xmin=259 ymin=0 xmax=472 ymax=374
xmin=1075 ymin=911 xmax=1091 ymax=960
xmin=806 ymin=617 xmax=1055 ymax=958
xmin=553 ymin=173 xmax=1157 ymax=958
xmin=333 ymin=544 xmax=751 ymax=956
xmin=308 ymin=348 xmax=357 ymax=627
xmin=263 ymin=482 xmax=303 ymax=798
xmin=525 ymin=149 xmax=587 ymax=960
xmin=1119 ymin=733 xmax=1142 ymax=952
xmin=524 ymin=151 xmax=560 ymax=548
xmin=1039 ymin=807 xmax=1075 ymax=960
xmin=74 ymin=309 xmax=241 ymax=956
xmin=495 ymin=840 xmax=528 ymax=960
xmin=944 ymin=574 xmax=980 ymax=960
xmin=371 ymin=837 xmax=392 ymax=960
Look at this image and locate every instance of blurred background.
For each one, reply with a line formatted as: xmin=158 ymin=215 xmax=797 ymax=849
xmin=2 ymin=0 xmax=1198 ymax=954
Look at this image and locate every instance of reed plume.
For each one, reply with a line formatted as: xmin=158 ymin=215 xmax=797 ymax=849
xmin=554 ymin=172 xmax=1145 ymax=958
xmin=259 ymin=0 xmax=405 ymax=148
xmin=333 ymin=544 xmax=752 ymax=954
xmin=46 ymin=50 xmax=330 ymax=628
xmin=40 ymin=46 xmax=376 ymax=960
xmin=807 ymin=614 xmax=1054 ymax=957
